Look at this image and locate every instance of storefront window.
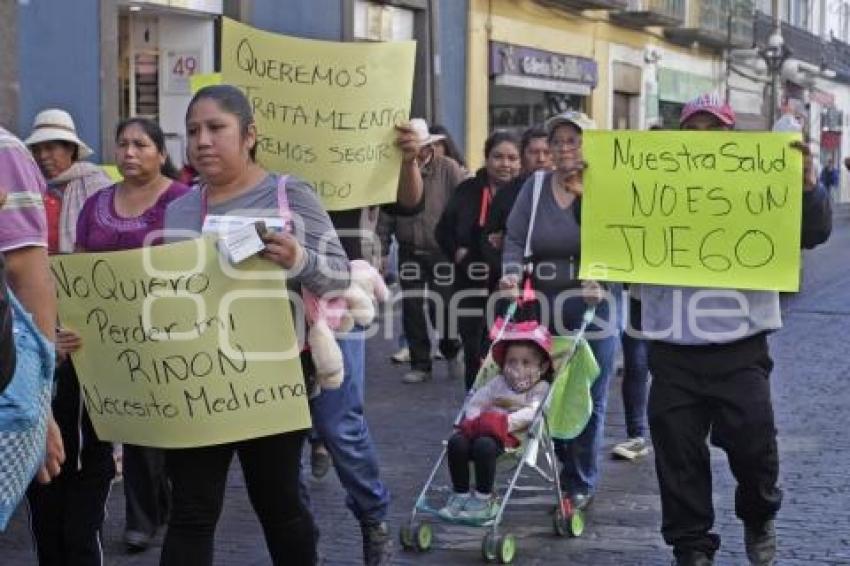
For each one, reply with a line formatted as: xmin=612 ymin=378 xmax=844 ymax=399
xmin=489 ymin=85 xmax=585 ymax=133
xmin=659 ymin=101 xmax=684 ymax=129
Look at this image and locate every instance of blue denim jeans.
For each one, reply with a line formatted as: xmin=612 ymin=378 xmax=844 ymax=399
xmin=621 ymin=322 xmax=649 ymax=439
xmin=556 ymin=334 xmax=617 ymax=497
xmin=614 ymin=288 xmax=650 ymax=439
xmin=308 ymin=328 xmax=390 ymax=524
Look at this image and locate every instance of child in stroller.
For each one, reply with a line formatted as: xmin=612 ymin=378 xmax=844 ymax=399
xmin=439 ymin=320 xmax=553 ymax=522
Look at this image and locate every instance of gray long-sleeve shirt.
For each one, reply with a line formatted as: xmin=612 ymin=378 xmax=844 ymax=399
xmin=502 ymin=172 xmax=581 ymax=294
xmin=164 ymin=174 xmax=350 ymax=295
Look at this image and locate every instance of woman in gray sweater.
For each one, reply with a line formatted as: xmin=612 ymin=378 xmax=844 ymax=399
xmin=500 ymin=111 xmax=616 ymax=512
xmin=161 ymin=85 xmax=350 ymax=566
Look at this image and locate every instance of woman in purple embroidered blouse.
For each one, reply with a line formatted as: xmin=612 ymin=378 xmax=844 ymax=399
xmin=76 ymin=118 xmax=190 ymax=252
xmin=75 ymin=117 xmax=190 ymax=553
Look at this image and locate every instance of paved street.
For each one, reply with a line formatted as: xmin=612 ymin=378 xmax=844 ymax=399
xmin=3 ymin=208 xmax=850 ymax=565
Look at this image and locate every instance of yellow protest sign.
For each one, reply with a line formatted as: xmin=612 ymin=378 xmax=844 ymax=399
xmin=51 ymin=238 xmax=311 ymax=448
xmin=100 ymin=164 xmax=123 ymax=182
xmin=580 ymin=131 xmax=803 ymax=291
xmin=190 ymin=72 xmax=222 ymax=94
xmin=221 ymin=18 xmax=416 ymax=210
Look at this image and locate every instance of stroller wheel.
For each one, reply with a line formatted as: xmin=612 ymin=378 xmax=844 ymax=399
xmin=482 ymin=532 xmax=517 ymax=564
xmin=569 ymin=509 xmax=586 ymax=537
xmin=414 ymin=522 xmax=433 ymax=552
xmin=399 ymin=524 xmax=415 ymax=551
xmin=497 ymin=534 xmax=517 ymax=564
xmin=481 ymin=532 xmax=498 ymax=563
xmin=553 ymin=497 xmax=573 ymax=537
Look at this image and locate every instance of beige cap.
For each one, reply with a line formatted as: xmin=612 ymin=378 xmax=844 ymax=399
xmin=545 ymin=110 xmax=597 ymax=134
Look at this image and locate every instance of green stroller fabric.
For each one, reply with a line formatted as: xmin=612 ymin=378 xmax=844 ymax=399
xmin=546 ymin=336 xmax=600 ymax=441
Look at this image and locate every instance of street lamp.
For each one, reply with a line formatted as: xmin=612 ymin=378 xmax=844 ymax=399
xmin=759 ymin=6 xmax=790 ymax=125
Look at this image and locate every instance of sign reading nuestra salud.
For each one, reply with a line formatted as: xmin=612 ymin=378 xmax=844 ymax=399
xmin=220 ymin=18 xmax=416 ymax=211
xmin=52 ymin=238 xmax=310 ymax=448
xmin=580 ymin=131 xmax=804 ymax=292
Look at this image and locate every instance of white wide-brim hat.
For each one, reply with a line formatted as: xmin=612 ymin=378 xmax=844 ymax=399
xmin=24 ymin=108 xmax=93 ymax=159
xmin=409 ymin=117 xmax=446 ymax=147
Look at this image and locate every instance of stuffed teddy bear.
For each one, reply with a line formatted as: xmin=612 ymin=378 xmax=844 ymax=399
xmin=302 ymin=260 xmax=389 ymax=391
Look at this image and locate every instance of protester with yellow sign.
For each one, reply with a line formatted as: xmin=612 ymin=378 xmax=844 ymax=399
xmin=75 ymin=117 xmax=190 ymax=554
xmin=218 ymin=19 xmax=422 ymax=566
xmin=499 ymin=112 xmax=616 ymax=514
xmin=157 ymin=84 xmax=350 ymax=566
xmin=23 ymin=108 xmax=115 ymax=566
xmin=636 ymin=94 xmax=831 ymax=566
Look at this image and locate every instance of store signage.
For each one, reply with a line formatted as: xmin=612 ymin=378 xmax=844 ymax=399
xmin=490 ymin=42 xmax=597 ymax=87
xmin=134 ymin=0 xmax=223 ymax=14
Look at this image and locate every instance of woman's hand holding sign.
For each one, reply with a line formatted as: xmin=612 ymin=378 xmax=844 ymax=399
xmin=262 ymin=232 xmax=305 ymax=270
xmin=790 ymin=140 xmax=817 ymax=193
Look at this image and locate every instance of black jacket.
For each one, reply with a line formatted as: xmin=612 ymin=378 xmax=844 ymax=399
xmin=435 ymin=168 xmax=491 ymax=286
xmin=480 ymin=173 xmax=528 ymax=282
xmin=435 ymin=168 xmax=490 ymax=258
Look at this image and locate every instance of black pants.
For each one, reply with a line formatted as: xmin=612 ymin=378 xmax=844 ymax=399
xmin=648 ymin=333 xmax=782 ymax=559
xmin=398 ymin=247 xmax=461 ymax=372
xmin=160 ymin=430 xmax=316 ymax=566
xmin=124 ymin=444 xmax=170 ymax=537
xmin=27 ymin=362 xmax=115 ymax=566
xmin=447 ymin=433 xmax=503 ymax=494
xmin=452 ymin=279 xmax=488 ymax=390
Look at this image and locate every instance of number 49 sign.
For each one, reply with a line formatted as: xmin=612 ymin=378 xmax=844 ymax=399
xmin=165 ymin=50 xmax=202 ymax=94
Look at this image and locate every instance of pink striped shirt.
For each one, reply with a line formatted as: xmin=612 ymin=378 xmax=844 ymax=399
xmin=0 ymin=127 xmax=48 ymax=252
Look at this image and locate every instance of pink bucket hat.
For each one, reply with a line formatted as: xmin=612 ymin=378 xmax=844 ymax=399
xmin=679 ymin=92 xmax=736 ymax=127
xmin=490 ymin=320 xmax=553 ymax=369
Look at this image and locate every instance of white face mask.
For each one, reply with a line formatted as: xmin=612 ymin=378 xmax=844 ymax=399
xmin=503 ymin=363 xmax=542 ymax=393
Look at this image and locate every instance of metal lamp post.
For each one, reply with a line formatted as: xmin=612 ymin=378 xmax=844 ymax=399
xmin=760 ymin=0 xmax=790 ymax=125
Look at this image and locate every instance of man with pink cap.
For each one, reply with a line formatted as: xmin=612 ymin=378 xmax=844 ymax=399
xmin=639 ymin=93 xmax=832 ymax=565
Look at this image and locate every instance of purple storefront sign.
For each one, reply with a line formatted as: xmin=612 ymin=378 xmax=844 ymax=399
xmin=490 ymin=41 xmax=598 ymax=88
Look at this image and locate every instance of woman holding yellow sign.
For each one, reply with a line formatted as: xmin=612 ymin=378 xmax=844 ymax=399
xmin=160 ymin=85 xmax=350 ymax=566
xmin=75 ymin=117 xmax=190 ymax=554
xmin=499 ymin=111 xmax=617 ymax=514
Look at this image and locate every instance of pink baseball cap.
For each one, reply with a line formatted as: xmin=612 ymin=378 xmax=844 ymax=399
xmin=490 ymin=320 xmax=553 ymax=369
xmin=679 ymin=92 xmax=736 ymax=127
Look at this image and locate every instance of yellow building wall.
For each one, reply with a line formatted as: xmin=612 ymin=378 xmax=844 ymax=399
xmin=465 ymin=0 xmax=706 ymax=168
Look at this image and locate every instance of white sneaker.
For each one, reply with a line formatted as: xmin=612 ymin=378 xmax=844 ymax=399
xmin=437 ymin=492 xmax=470 ymax=520
xmin=447 ymin=354 xmax=465 ymax=380
xmin=390 ymin=347 xmax=410 ymax=363
xmin=401 ymin=369 xmax=431 ymax=384
xmin=612 ymin=437 xmax=651 ymax=461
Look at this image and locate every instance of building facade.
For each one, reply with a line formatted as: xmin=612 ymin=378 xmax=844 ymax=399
xmin=2 ymin=0 xmax=466 ymax=170
xmin=4 ymin=0 xmax=850 ymax=200
xmin=463 ymin=0 xmax=754 ymax=168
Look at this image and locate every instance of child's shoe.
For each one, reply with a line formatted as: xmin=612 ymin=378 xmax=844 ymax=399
xmin=438 ymin=492 xmax=470 ymax=520
xmin=460 ymin=492 xmax=498 ymax=523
